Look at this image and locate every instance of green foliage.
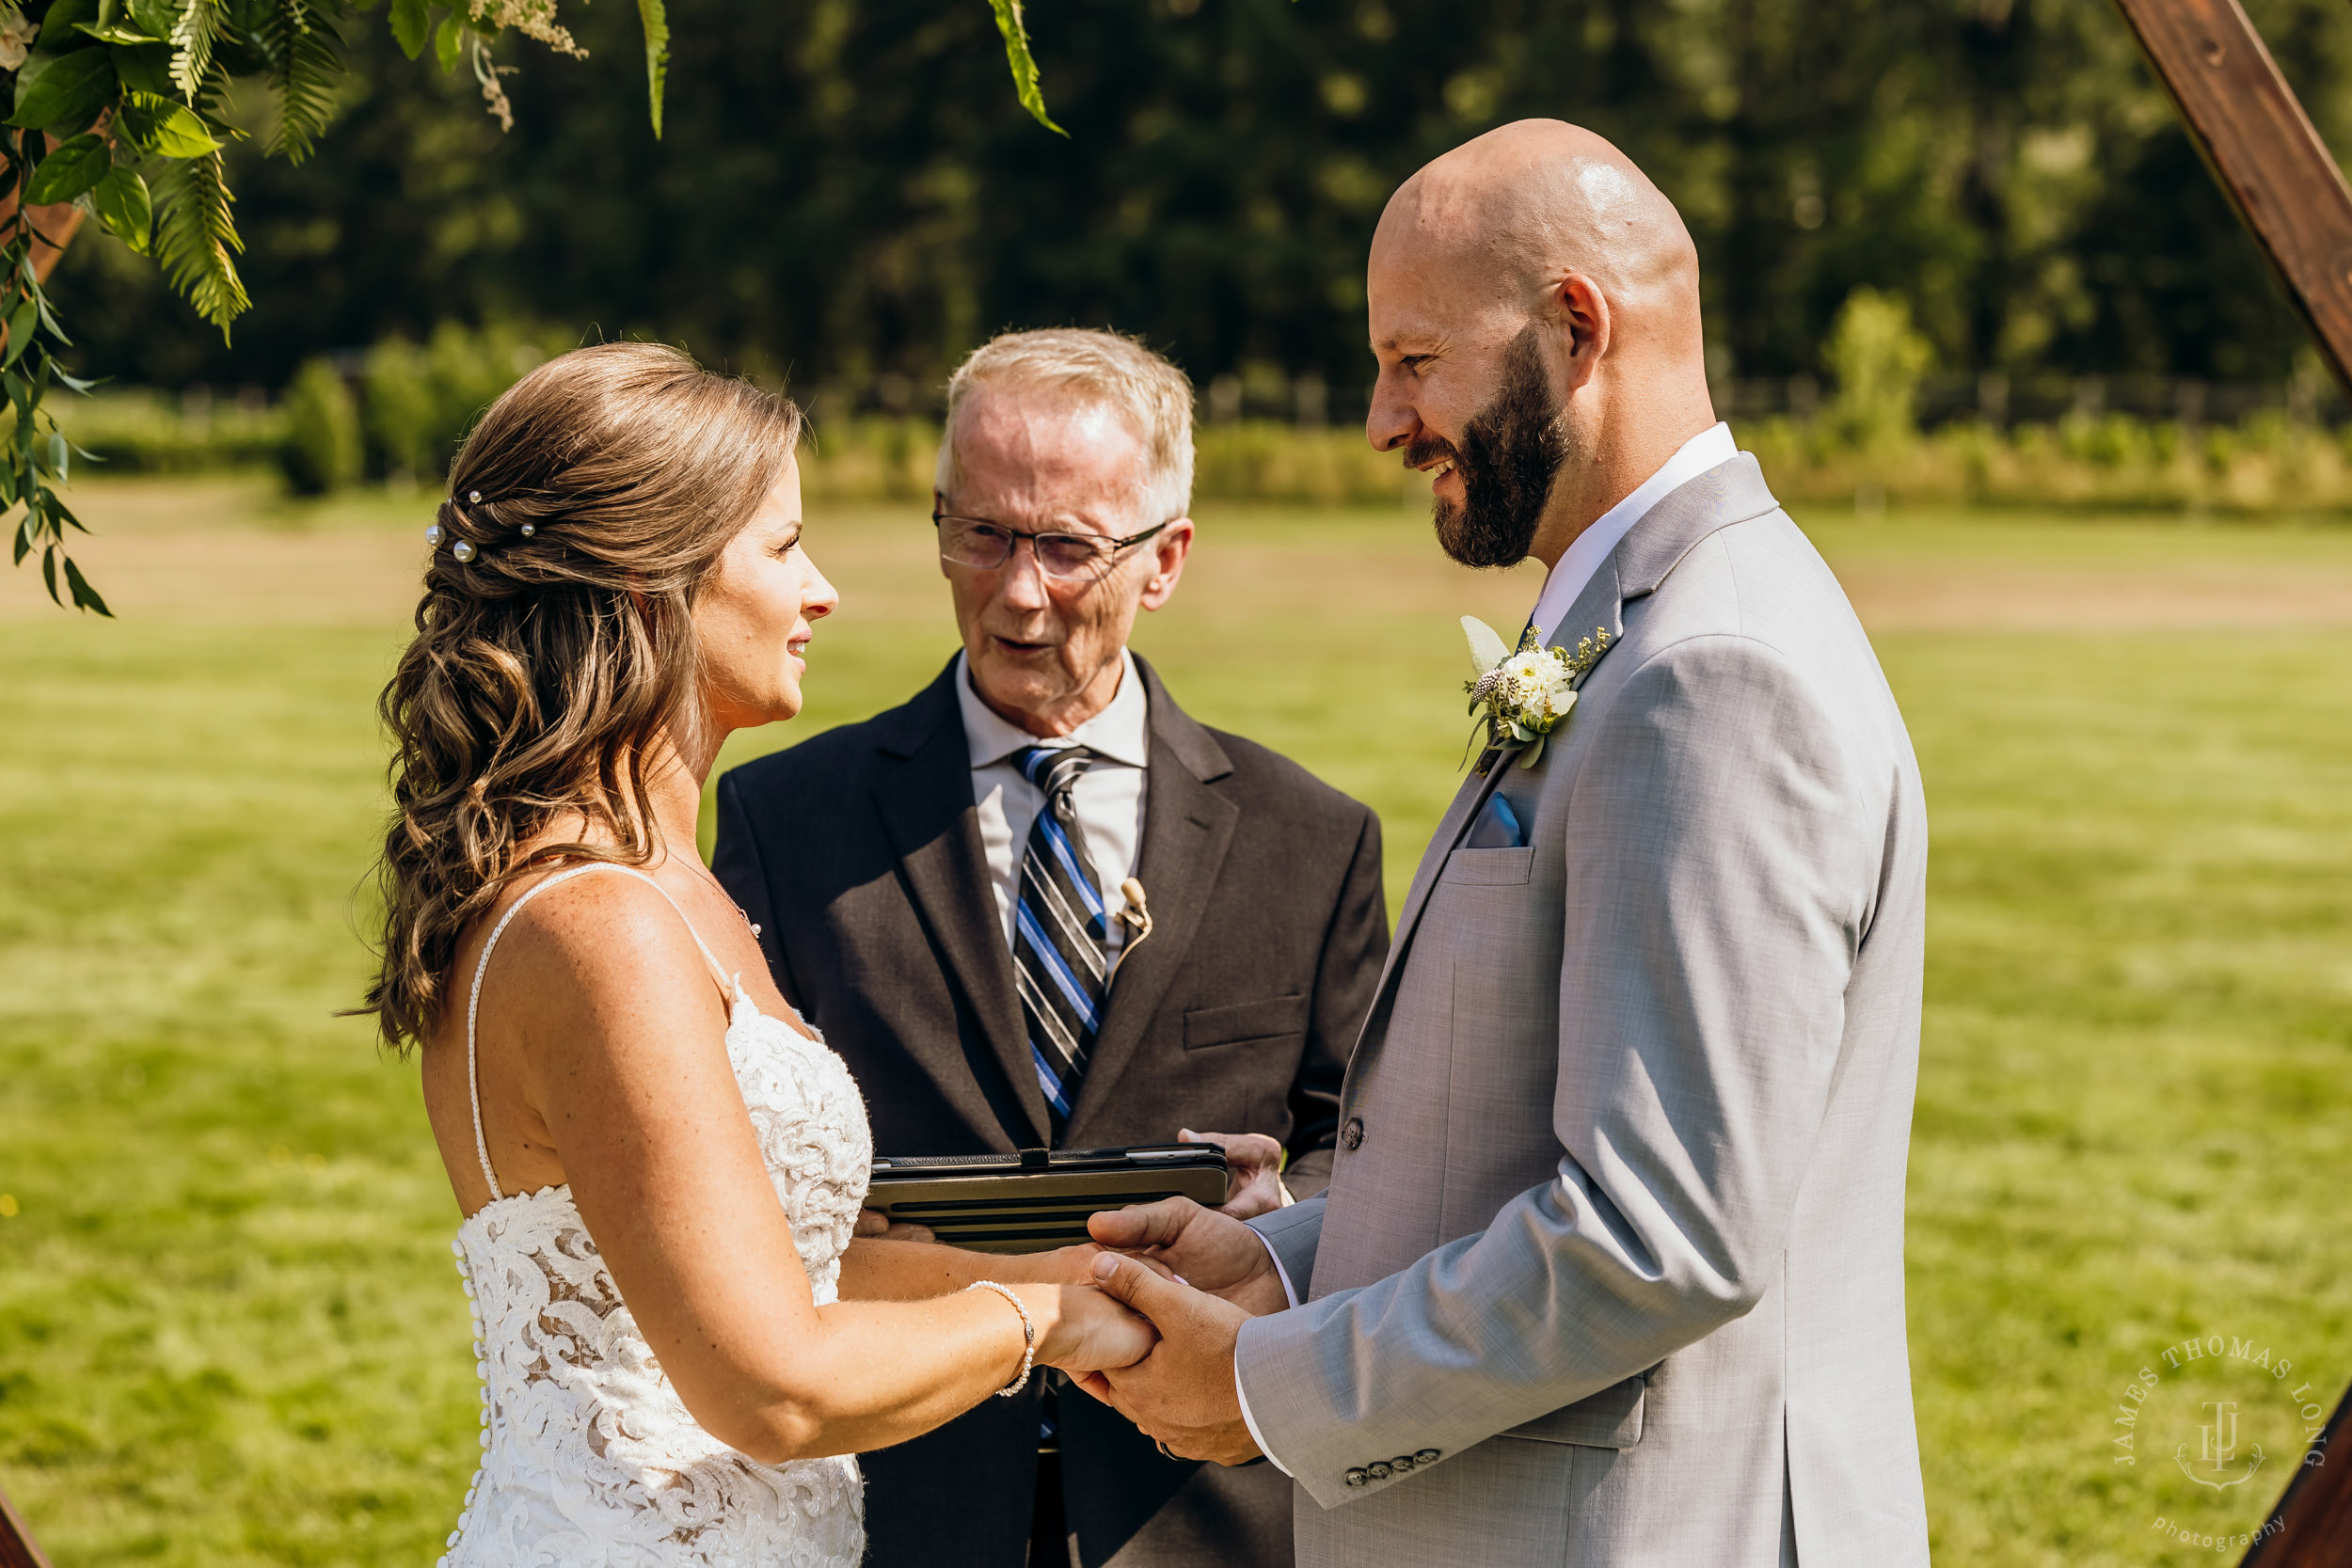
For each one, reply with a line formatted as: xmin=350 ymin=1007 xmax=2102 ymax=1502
xmin=151 ymin=148 xmax=246 ymax=330
xmin=253 ymin=0 xmax=345 ymax=162
xmin=1822 ymin=288 xmax=1934 ymax=457
xmin=60 ymin=0 xmax=2352 ymax=411
xmin=6 ymin=47 xmax=115 ymax=127
xmin=0 ymin=130 xmax=105 ymax=614
xmin=985 ymin=0 xmax=1059 ymax=135
xmin=634 ymin=0 xmax=666 ymax=136
xmin=357 ymin=320 xmax=554 ymax=479
xmin=19 ymin=131 xmax=106 ymax=202
xmin=51 ymin=387 xmax=286 ymax=471
xmin=3 ymin=0 xmax=1086 ymax=609
xmin=357 ymin=335 xmax=436 ymax=477
xmin=90 ymin=166 xmax=154 ymax=255
xmin=276 ymin=356 xmax=358 ymax=493
xmin=165 ymin=0 xmax=229 ymax=98
xmin=6 ymin=489 xmax=2350 ymax=1563
xmin=1744 ymin=408 xmax=2352 ymax=515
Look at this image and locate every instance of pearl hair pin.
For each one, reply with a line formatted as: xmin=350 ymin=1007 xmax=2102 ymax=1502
xmin=520 ymin=523 xmax=535 ymax=537
xmin=424 ymin=523 xmax=444 ymax=546
xmin=453 ymin=541 xmax=478 ymax=562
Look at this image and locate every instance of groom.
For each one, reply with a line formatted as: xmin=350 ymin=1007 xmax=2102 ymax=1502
xmin=1076 ymin=121 xmax=1933 ymax=1565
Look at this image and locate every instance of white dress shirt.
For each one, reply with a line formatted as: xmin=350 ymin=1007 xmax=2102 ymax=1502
xmin=1232 ymin=420 xmax=1740 ymax=1477
xmin=1524 ymin=421 xmax=1739 ymax=647
xmin=957 ymin=649 xmax=1150 ymax=954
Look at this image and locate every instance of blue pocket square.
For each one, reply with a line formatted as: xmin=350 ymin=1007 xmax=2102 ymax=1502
xmin=1464 ymin=794 xmax=1527 ymax=849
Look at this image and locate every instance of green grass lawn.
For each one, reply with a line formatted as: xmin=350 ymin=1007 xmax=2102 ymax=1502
xmin=3 ymin=480 xmax=2348 ymax=1564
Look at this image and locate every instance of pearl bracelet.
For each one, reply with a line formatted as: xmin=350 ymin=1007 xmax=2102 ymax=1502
xmin=965 ymin=1280 xmax=1037 ymax=1397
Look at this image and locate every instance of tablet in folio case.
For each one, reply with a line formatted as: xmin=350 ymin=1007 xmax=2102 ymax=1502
xmin=864 ymin=1145 xmax=1231 ymax=1254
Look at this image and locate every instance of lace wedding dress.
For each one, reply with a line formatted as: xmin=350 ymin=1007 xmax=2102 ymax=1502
xmin=440 ymin=863 xmax=872 ymax=1568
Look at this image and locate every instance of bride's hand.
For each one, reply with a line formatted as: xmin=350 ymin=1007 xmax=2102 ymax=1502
xmin=1010 ymin=1242 xmax=1181 ymax=1288
xmin=1027 ymin=1284 xmax=1158 ymax=1374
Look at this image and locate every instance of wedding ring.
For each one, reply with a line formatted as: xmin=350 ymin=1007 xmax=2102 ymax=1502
xmin=1155 ymin=1439 xmax=1172 ymax=1458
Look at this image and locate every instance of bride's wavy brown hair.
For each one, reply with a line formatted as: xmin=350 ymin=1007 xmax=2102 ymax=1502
xmin=360 ymin=341 xmax=802 ymax=1053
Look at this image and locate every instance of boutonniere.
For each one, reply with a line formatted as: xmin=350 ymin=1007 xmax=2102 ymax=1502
xmin=1461 ymin=616 xmax=1614 ymax=773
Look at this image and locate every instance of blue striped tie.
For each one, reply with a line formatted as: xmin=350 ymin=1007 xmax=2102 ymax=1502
xmin=1010 ymin=745 xmax=1110 ymax=1139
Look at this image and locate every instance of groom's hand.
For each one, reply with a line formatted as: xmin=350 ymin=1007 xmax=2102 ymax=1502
xmin=1087 ymin=1196 xmax=1289 ymax=1317
xmin=1073 ymin=1253 xmax=1263 ymax=1466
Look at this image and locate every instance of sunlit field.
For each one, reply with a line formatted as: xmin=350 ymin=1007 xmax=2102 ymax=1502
xmin=4 ymin=477 xmax=2349 ymax=1564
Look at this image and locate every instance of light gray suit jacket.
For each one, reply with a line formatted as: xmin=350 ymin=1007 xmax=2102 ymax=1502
xmin=1235 ymin=456 xmax=1931 ymax=1567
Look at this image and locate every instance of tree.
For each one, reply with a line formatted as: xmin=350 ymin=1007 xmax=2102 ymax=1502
xmin=0 ymin=0 xmax=1061 ymax=611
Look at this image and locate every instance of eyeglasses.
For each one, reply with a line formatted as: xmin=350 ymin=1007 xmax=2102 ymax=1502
xmin=932 ymin=509 xmax=1176 ymax=581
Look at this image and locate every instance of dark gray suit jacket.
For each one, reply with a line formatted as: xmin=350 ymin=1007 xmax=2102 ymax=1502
xmin=712 ymin=654 xmax=1388 ymax=1568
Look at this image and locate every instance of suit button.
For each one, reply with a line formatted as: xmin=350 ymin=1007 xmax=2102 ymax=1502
xmin=1343 ymin=1468 xmax=1369 ymax=1488
xmin=1391 ymin=1453 xmax=1416 ymax=1473
xmin=1341 ymin=1117 xmax=1363 ymax=1150
xmin=1415 ymin=1449 xmax=1441 ymax=1465
xmin=1366 ymin=1461 xmax=1392 ymax=1481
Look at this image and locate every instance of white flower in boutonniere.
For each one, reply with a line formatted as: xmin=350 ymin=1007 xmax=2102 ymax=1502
xmin=1461 ymin=615 xmax=1614 ymax=771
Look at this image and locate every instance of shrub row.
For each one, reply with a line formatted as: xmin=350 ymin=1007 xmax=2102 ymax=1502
xmin=53 ymin=386 xmax=2352 ymax=515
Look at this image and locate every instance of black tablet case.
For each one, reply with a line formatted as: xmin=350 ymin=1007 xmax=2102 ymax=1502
xmin=864 ymin=1145 xmax=1231 ymax=1253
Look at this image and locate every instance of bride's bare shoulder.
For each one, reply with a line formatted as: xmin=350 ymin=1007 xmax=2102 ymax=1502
xmin=469 ymin=863 xmax=723 ymax=1023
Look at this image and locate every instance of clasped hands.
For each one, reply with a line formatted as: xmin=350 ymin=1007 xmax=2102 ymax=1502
xmin=852 ymin=1133 xmax=1292 ymax=1465
xmin=1065 ymin=1194 xmax=1287 ymax=1465
xmin=962 ymin=1196 xmax=1288 ymax=1465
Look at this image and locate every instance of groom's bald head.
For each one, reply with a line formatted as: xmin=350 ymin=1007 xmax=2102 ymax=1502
xmin=1367 ymin=120 xmax=1715 ymax=569
xmin=1374 ymin=120 xmax=1700 ymax=338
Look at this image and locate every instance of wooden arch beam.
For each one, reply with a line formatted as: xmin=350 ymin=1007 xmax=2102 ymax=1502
xmin=2111 ymin=0 xmax=2352 ymax=391
xmin=2106 ymin=6 xmax=2352 ymax=1563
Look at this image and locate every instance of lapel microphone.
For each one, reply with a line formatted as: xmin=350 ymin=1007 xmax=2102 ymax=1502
xmin=1108 ymin=877 xmax=1153 ymax=980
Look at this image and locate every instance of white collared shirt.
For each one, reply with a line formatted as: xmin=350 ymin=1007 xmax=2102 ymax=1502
xmin=1233 ymin=421 xmax=1742 ymax=1478
xmin=957 ymin=649 xmax=1150 ymax=954
xmin=1524 ymin=421 xmax=1740 ymax=647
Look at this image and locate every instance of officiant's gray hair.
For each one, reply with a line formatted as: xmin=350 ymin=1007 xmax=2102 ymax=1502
xmin=935 ymin=328 xmax=1196 ymax=524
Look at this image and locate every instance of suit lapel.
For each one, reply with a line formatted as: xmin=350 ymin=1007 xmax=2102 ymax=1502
xmin=1343 ymin=452 xmax=1787 ymax=1096
xmin=1063 ymin=661 xmax=1237 ymax=1143
xmin=1366 ymin=555 xmax=1629 ymax=1009
xmin=870 ymin=663 xmax=1052 ymax=1147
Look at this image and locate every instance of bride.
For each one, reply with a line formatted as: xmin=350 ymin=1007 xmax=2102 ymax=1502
xmin=358 ymin=341 xmax=1153 ymax=1565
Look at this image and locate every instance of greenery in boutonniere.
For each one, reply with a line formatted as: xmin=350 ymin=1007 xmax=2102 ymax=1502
xmin=1461 ymin=614 xmax=1613 ymax=772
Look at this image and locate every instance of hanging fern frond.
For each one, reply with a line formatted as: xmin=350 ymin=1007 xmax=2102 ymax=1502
xmin=986 ymin=0 xmax=1062 ymax=136
xmin=635 ymin=0 xmax=668 ymax=136
xmin=153 ymin=150 xmax=250 ymax=332
xmin=257 ymin=0 xmax=347 ymax=162
xmin=168 ymin=0 xmax=233 ymax=102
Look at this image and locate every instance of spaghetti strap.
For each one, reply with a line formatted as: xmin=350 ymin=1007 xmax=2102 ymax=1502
xmin=463 ymin=862 xmax=739 ymax=1205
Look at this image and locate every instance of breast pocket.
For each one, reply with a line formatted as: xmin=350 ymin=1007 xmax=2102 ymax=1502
xmin=1438 ymin=846 xmax=1537 ymax=886
xmin=1183 ymin=993 xmax=1309 ymax=1052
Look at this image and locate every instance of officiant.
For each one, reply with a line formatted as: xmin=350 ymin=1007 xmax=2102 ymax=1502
xmin=712 ymin=328 xmax=1388 ymax=1568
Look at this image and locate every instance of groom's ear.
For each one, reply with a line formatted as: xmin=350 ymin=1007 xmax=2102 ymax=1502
xmin=1553 ymin=274 xmax=1613 ymax=389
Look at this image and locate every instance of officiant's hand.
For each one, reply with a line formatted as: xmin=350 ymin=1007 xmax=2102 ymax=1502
xmin=1071 ymin=1254 xmax=1263 ymax=1465
xmin=1176 ymin=1129 xmax=1292 ymax=1219
xmin=1087 ymin=1196 xmax=1289 ymax=1318
xmin=853 ymin=1210 xmax=936 ymax=1243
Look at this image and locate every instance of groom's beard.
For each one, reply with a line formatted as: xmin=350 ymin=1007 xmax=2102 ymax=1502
xmin=1409 ymin=326 xmax=1569 ymax=570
